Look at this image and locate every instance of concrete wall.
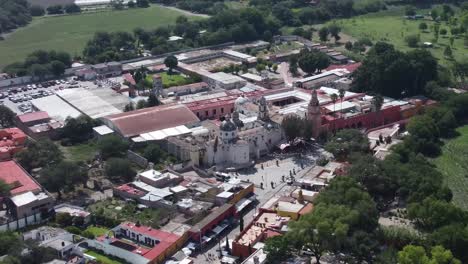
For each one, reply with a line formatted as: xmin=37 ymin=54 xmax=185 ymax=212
xmin=86 ymin=239 xmax=149 ymax=264
xmin=0 ymin=212 xmax=45 ymax=231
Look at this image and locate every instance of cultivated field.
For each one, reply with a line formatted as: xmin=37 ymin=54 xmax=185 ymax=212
xmin=332 ymin=8 xmax=468 ymax=66
xmin=0 ymin=5 xmax=202 ymax=69
xmin=434 ymin=125 xmax=468 ymax=211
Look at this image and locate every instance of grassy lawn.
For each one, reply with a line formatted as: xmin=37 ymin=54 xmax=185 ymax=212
xmin=84 ymin=226 xmax=109 ymax=237
xmin=146 ymin=72 xmax=196 ymax=88
xmin=433 ymin=125 xmax=468 ymax=211
xmin=0 ymin=5 xmax=203 ymax=69
xmin=87 ymin=198 xmax=176 ymax=228
xmin=332 ymin=7 xmax=468 ymax=66
xmin=85 ymin=250 xmax=122 ymax=264
xmin=58 ymin=141 xmax=99 ymax=163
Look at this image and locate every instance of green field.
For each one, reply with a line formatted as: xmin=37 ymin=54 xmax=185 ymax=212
xmin=85 ymin=250 xmax=122 ymax=264
xmin=146 ymin=72 xmax=196 ymax=88
xmin=84 ymin=226 xmax=110 ymax=237
xmin=332 ymin=8 xmax=468 ymax=65
xmin=0 ymin=5 xmax=202 ymax=69
xmin=434 ymin=125 xmax=468 ymax=211
xmin=58 ymin=141 xmax=99 ymax=162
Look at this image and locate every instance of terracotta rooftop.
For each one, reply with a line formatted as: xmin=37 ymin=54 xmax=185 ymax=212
xmin=17 ymin=111 xmax=50 ymax=124
xmin=325 ymin=62 xmax=361 ymax=73
xmin=103 ymin=104 xmax=199 ymax=138
xmin=0 ymin=161 xmax=41 ymax=195
xmin=118 ymin=222 xmax=181 ymax=260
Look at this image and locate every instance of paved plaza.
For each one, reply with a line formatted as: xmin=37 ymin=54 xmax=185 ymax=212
xmin=192 ymin=145 xmax=324 ymax=264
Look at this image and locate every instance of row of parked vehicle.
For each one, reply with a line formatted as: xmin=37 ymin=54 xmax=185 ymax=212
xmin=8 ymin=89 xmax=54 ymax=103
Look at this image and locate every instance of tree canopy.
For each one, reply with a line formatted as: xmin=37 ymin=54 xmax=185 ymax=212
xmin=351 ymin=42 xmax=437 ymax=98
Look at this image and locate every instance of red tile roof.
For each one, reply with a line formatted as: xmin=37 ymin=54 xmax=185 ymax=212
xmin=118 ymin=222 xmax=181 ymax=260
xmin=17 ymin=111 xmax=50 ymax=124
xmin=0 ymin=161 xmax=41 ymax=195
xmin=325 ymin=62 xmax=361 ymax=73
xmin=103 ymin=104 xmax=200 ymax=138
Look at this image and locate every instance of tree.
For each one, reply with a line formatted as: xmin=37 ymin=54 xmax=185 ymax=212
xmin=328 ymin=24 xmax=341 ymax=42
xmin=325 ymin=129 xmax=369 ymax=161
xmin=281 ymin=115 xmax=303 ymax=142
xmin=0 ymin=179 xmax=10 ymax=198
xmin=55 ymin=212 xmax=73 ymax=227
xmin=351 ymin=42 xmax=437 ymax=98
xmin=338 ymin=88 xmax=346 ymax=114
xmin=40 ymin=161 xmax=87 ymax=199
xmin=136 ymin=0 xmax=149 ymax=8
xmin=30 ymin=5 xmax=45 ymax=16
xmin=147 ymin=93 xmax=160 ymax=107
xmin=256 ymin=63 xmax=266 ymax=73
xmin=345 ymin=41 xmax=353 ymax=50
xmin=0 ymin=231 xmax=23 ymax=256
xmin=297 ymin=189 xmax=304 ymax=204
xmin=0 ymin=105 xmax=15 ymax=128
xmin=46 ymin=5 xmax=63 ymax=14
xmin=64 ymin=4 xmax=81 ymax=13
xmin=419 ymin=22 xmax=428 ymax=31
xmin=330 ymin=93 xmax=338 ymax=114
xmin=50 ymin=60 xmax=66 ymax=76
xmin=164 ymin=55 xmax=178 ymax=74
xmin=405 ymin=34 xmax=420 ymax=48
xmin=398 ymin=245 xmax=429 ymax=264
xmin=440 ymin=28 xmax=448 ymax=36
xmin=398 ymin=245 xmax=461 ymax=264
xmin=143 ymin=144 xmax=165 ymax=163
xmin=372 ymin=94 xmax=384 ymax=125
xmin=60 ymin=115 xmax=97 ymax=144
xmin=289 ymin=56 xmax=299 ymax=76
xmin=407 ymin=197 xmax=467 ymax=231
xmin=287 ymin=203 xmax=359 ymax=264
xmin=15 ymin=139 xmax=64 ymax=172
xmin=124 ymin=103 xmax=135 ymax=112
xmin=272 ymin=64 xmax=278 ymax=72
xmin=431 ymin=9 xmax=439 ymax=21
xmin=98 ymin=136 xmax=129 ymax=159
xmin=405 ymin=6 xmax=416 ymax=16
xmin=105 ymin=158 xmax=136 ymax=182
xmin=444 ymin=46 xmax=453 ymax=58
xmin=298 ymin=51 xmax=317 ymax=75
xmin=127 ymin=0 xmax=135 ymax=8
xmin=136 ymin=99 xmax=147 ymax=109
xmin=264 ymin=236 xmax=291 ymax=263
xmin=29 ymin=64 xmax=50 ymax=80
xmin=318 ymin=27 xmax=329 ymax=42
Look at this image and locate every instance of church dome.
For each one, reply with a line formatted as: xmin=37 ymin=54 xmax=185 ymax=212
xmin=220 ymin=119 xmax=237 ymax=132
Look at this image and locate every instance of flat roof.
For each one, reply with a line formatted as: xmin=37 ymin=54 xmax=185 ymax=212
xmin=17 ymin=111 xmax=49 ymax=123
xmin=93 ymin=125 xmax=114 ymax=135
xmin=222 ymin=50 xmax=254 ymax=60
xmin=31 ymin=95 xmax=82 ymax=122
xmin=56 ymin=88 xmax=129 ymax=119
xmin=139 ymin=125 xmax=191 ymax=141
xmin=190 ymin=203 xmax=234 ymax=232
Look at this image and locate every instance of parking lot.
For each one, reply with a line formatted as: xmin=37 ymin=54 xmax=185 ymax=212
xmin=0 ymin=77 xmax=122 ymax=114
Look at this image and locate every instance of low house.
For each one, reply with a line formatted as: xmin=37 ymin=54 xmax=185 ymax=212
xmin=87 ymin=221 xmax=188 ymax=264
xmin=16 ymin=111 xmax=63 ymax=139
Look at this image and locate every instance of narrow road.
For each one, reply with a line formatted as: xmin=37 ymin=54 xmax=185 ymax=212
xmin=156 ymin=4 xmax=211 ymax=18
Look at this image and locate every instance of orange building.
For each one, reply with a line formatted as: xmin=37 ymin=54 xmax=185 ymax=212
xmin=0 ymin=127 xmax=27 ymax=161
